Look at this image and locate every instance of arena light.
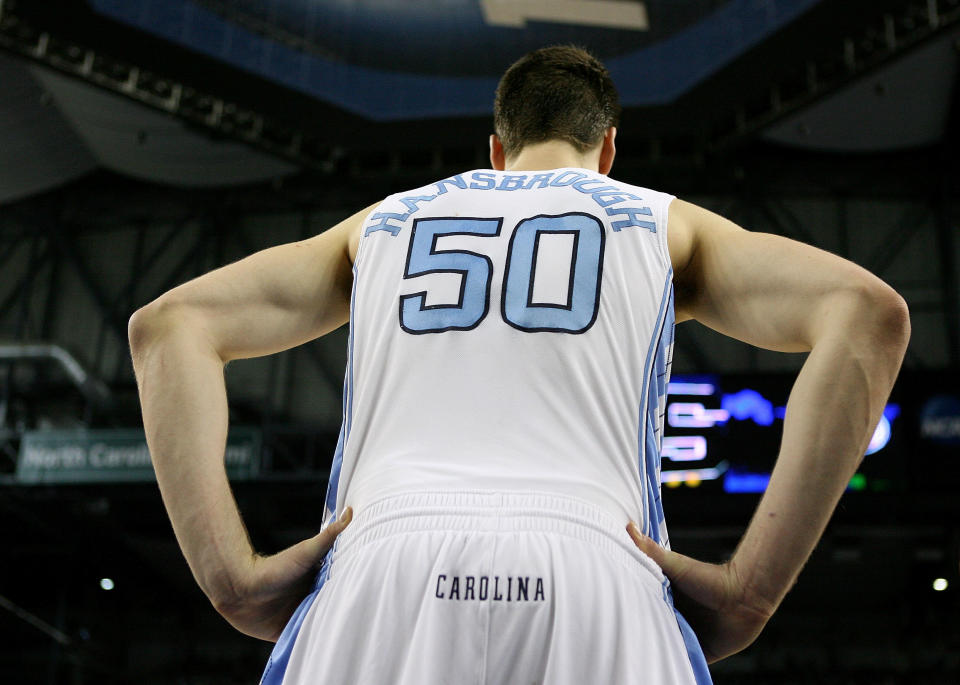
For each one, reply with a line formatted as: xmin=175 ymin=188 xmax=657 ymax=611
xmin=667 ymin=381 xmax=715 ymax=396
xmin=667 ymin=402 xmax=729 ymax=428
xmin=661 ymin=460 xmax=728 ymax=484
xmin=661 ymin=435 xmax=707 ymax=462
xmin=866 ymin=405 xmax=901 ymax=455
xmin=723 ymin=470 xmax=771 ymax=494
xmin=933 ymin=578 xmax=948 ymax=592
xmin=99 ymin=578 xmax=115 ymax=591
xmin=480 ymin=0 xmax=649 ymax=30
xmin=721 ymin=389 xmax=775 ymax=426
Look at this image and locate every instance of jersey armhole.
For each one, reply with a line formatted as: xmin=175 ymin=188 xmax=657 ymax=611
xmin=658 ymin=194 xmax=677 ymax=271
xmin=353 ymin=198 xmax=392 ymax=271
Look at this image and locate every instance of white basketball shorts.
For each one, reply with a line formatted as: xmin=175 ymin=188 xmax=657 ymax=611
xmin=260 ymin=491 xmax=712 ymax=685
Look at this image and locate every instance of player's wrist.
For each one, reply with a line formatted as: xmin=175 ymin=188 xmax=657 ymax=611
xmin=201 ymin=549 xmax=261 ymax=613
xmin=724 ymin=556 xmax=779 ymax=624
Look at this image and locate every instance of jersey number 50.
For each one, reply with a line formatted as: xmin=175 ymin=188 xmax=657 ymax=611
xmin=400 ymin=213 xmax=605 ymax=334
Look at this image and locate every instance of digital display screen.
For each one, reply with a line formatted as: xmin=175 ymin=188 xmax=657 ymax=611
xmin=661 ymin=372 xmax=959 ymax=494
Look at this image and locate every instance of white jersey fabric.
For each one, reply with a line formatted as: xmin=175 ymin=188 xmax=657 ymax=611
xmin=333 ymin=167 xmax=676 ymax=543
xmin=260 ymin=168 xmax=711 ymax=685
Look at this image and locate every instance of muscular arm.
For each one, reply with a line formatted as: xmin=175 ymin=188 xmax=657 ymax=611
xmin=630 ymin=200 xmax=909 ymax=661
xmin=128 ymin=204 xmax=373 ymax=640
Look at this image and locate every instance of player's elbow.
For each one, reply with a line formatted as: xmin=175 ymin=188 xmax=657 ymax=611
xmin=129 ymin=298 xmax=176 ymax=353
xmin=858 ymin=282 xmax=910 ymax=351
xmin=208 ymin=584 xmax=245 ymax=620
xmin=878 ymin=287 xmax=910 ymax=350
xmin=129 ymin=302 xmax=160 ymax=356
xmin=128 ymin=297 xmax=211 ymax=362
xmin=825 ymin=280 xmax=910 ymax=353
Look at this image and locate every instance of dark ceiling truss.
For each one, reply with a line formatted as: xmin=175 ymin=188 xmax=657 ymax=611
xmin=0 ymin=199 xmax=342 ymax=481
xmin=0 ymin=199 xmax=345 ymax=402
xmin=799 ymin=196 xmax=945 ymax=370
xmin=672 ymin=190 xmax=942 ymax=372
xmin=706 ymin=0 xmax=960 ymax=152
xmin=0 ymin=1 xmax=342 ymax=171
xmin=192 ymin=0 xmax=345 ymax=63
xmin=0 ymin=209 xmax=117 ymax=439
xmin=1 ymin=0 xmax=959 ymax=175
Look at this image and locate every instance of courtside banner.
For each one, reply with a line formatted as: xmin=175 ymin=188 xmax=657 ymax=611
xmin=15 ymin=428 xmax=261 ymax=484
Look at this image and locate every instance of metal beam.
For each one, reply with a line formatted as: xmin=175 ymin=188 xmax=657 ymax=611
xmin=0 ymin=4 xmax=328 ymax=170
xmin=148 ymin=230 xmax=210 ymax=304
xmin=0 ymin=233 xmax=24 ymax=274
xmin=0 ymin=593 xmax=71 ymax=646
xmin=864 ymin=203 xmax=931 ymax=276
xmin=14 ymin=234 xmax=41 ymax=339
xmin=0 ymin=246 xmax=50 ymax=327
xmin=0 ymin=344 xmax=110 ymax=404
xmin=39 ymin=247 xmax=61 ymax=340
xmin=50 ymin=227 xmax=130 ymax=349
xmin=7 ymin=207 xmax=128 ymax=372
xmin=710 ymin=0 xmax=960 ymax=152
xmin=757 ymin=199 xmax=819 ymax=246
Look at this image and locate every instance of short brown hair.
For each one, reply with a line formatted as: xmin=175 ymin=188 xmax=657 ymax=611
xmin=494 ymin=45 xmax=621 ymax=160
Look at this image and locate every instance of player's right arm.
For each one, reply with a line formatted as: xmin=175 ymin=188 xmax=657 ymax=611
xmin=628 ymin=199 xmax=910 ymax=662
xmin=128 ymin=202 xmax=376 ymax=641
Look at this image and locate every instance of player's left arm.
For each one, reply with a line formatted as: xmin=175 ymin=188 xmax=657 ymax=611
xmin=628 ymin=198 xmax=910 ymax=662
xmin=128 ymin=203 xmax=375 ymax=641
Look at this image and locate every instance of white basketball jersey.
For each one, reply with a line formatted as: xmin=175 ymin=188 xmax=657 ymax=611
xmin=322 ymin=168 xmax=676 ymax=545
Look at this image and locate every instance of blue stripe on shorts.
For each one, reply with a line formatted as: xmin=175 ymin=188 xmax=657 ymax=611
xmin=260 ymin=548 xmax=335 ymax=685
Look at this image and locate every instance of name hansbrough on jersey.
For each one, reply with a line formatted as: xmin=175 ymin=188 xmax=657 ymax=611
xmin=324 ymin=167 xmax=677 ymax=548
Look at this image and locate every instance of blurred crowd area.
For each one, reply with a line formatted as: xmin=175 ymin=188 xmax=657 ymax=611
xmin=712 ymin=609 xmax=960 ymax=684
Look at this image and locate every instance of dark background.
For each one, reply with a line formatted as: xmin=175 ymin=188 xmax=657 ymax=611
xmin=0 ymin=0 xmax=958 ymax=682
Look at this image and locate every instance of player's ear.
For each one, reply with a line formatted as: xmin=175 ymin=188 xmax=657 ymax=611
xmin=598 ymin=127 xmax=617 ymax=175
xmin=489 ymin=134 xmax=506 ymax=171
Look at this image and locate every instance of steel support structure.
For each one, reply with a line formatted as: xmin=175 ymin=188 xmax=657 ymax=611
xmin=1 ymin=0 xmax=958 ymax=174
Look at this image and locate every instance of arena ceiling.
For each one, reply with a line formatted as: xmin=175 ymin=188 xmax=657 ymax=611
xmin=0 ymin=5 xmax=957 ymax=678
xmin=88 ymin=0 xmax=822 ymax=117
xmin=0 ymin=0 xmax=957 ymax=201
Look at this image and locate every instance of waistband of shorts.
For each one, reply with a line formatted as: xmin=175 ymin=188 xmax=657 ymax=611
xmin=330 ymin=490 xmax=666 ymax=584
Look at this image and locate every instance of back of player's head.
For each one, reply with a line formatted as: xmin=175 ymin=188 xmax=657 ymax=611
xmin=494 ymin=45 xmax=621 ymax=161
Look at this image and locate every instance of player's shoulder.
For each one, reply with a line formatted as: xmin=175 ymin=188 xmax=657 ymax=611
xmin=377 ymin=170 xmax=491 ymax=210
xmin=349 ymin=173 xmax=484 ymax=261
xmin=665 ymin=198 xmax=752 ymax=304
xmin=606 ymin=174 xmax=675 ymax=206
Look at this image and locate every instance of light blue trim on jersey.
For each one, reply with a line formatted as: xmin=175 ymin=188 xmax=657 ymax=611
xmin=323 ymin=262 xmax=360 ymax=519
xmin=662 ymin=582 xmax=713 ymax=685
xmin=324 ymin=424 xmax=345 ymax=516
xmin=637 ymin=270 xmax=673 ymax=541
xmin=644 ymin=287 xmax=674 ymax=542
xmin=345 ymin=264 xmax=358 ymax=440
xmin=674 ymin=608 xmax=713 ymax=684
xmin=260 ymin=548 xmax=336 ymax=685
xmin=642 ymin=277 xmax=709 ymax=684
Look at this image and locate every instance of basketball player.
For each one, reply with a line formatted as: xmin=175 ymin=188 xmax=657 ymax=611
xmin=129 ymin=46 xmax=909 ymax=684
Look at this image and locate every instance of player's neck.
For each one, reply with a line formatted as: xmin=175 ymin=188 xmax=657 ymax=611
xmin=504 ymin=141 xmax=600 ymax=173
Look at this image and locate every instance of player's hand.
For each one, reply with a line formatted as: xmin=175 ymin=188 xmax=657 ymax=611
xmin=626 ymin=521 xmax=774 ymax=663
xmin=214 ymin=507 xmax=353 ymax=642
